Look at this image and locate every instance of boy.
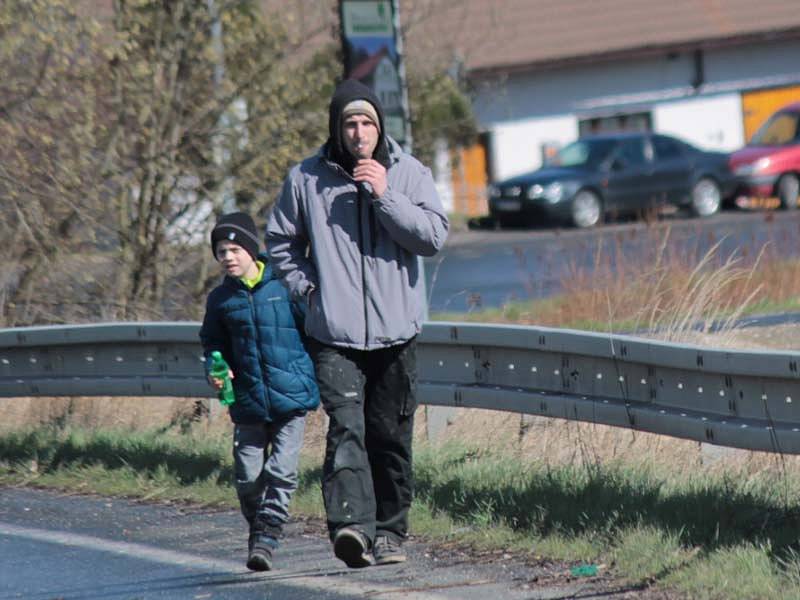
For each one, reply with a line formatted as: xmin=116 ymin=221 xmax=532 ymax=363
xmin=199 ymin=211 xmax=319 ymax=572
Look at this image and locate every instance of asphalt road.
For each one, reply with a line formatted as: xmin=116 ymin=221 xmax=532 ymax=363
xmin=424 ymin=210 xmax=800 ymax=313
xmin=0 ymin=487 xmax=622 ymax=600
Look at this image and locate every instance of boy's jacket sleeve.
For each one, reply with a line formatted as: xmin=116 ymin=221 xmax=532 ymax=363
xmin=199 ymin=293 xmax=227 ymax=378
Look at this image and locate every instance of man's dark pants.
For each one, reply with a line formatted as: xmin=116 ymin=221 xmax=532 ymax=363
xmin=309 ymin=337 xmax=417 ymax=546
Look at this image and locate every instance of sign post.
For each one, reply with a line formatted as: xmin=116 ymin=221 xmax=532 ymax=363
xmin=339 ymin=0 xmax=412 ymax=151
xmin=339 ymin=1 xmax=427 ymax=323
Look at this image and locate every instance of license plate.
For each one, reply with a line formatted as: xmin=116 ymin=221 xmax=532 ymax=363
xmin=495 ymin=199 xmax=521 ymax=211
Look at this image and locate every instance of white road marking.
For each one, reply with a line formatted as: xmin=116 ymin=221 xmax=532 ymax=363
xmin=0 ymin=522 xmax=242 ymax=572
xmin=0 ymin=522 xmax=455 ymax=599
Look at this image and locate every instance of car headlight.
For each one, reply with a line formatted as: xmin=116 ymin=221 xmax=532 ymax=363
xmin=526 ymin=184 xmax=544 ymax=199
xmin=734 ymin=157 xmax=771 ymax=177
xmin=543 ymin=182 xmax=564 ymax=203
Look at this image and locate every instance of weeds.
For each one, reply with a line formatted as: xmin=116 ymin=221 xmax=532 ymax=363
xmin=433 ymin=224 xmax=800 ymax=344
xmin=4 ymin=425 xmax=800 ymax=596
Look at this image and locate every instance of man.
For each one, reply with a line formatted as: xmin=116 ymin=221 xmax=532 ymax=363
xmin=266 ymin=79 xmax=448 ymax=568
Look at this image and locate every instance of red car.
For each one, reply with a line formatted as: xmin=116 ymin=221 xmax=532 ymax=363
xmin=729 ymin=101 xmax=800 ymax=209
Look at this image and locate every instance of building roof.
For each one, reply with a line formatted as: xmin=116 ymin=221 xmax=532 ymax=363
xmin=406 ymin=0 xmax=800 ymax=77
xmin=350 ymin=46 xmax=390 ymax=81
xmin=76 ymin=0 xmax=800 ymax=80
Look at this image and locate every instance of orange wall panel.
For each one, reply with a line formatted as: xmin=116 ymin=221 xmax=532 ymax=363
xmin=742 ymin=85 xmax=800 ymax=142
xmin=450 ymin=143 xmax=488 ymax=216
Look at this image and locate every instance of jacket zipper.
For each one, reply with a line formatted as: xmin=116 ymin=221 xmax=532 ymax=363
xmin=357 ymin=185 xmax=370 ymax=349
xmin=247 ymin=286 xmax=270 ymax=415
xmin=326 ymin=158 xmax=373 ymax=350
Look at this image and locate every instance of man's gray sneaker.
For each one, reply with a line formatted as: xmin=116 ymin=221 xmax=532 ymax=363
xmin=373 ymin=535 xmax=407 ymax=565
xmin=333 ymin=528 xmax=374 ymax=568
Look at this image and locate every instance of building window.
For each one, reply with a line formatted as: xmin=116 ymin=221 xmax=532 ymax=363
xmin=579 ymin=111 xmax=652 ymax=136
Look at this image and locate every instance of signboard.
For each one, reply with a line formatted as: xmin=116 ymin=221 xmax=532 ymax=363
xmin=340 ymin=0 xmax=408 ymax=145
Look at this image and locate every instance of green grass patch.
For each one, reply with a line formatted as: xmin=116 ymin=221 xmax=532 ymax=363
xmin=612 ymin=524 xmax=692 ymax=584
xmin=4 ymin=426 xmax=800 ymax=597
xmin=0 ymin=426 xmax=237 ymax=507
xmin=665 ymin=544 xmax=783 ymax=600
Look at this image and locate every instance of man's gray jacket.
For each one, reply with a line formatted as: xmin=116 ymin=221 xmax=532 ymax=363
xmin=266 ymin=138 xmax=449 ymax=350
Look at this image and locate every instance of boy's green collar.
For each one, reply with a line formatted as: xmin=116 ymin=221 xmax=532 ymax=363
xmin=241 ymin=260 xmax=265 ymax=289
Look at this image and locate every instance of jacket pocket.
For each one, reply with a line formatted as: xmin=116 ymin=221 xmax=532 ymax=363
xmin=400 ymin=370 xmax=418 ymax=417
xmin=399 ymin=338 xmax=418 ymax=417
xmin=288 ymin=353 xmax=320 ymax=411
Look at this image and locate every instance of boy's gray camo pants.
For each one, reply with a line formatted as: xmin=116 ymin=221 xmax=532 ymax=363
xmin=233 ymin=414 xmax=306 ymax=535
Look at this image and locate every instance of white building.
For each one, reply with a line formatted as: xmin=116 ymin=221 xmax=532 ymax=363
xmin=410 ymin=0 xmax=800 ymax=208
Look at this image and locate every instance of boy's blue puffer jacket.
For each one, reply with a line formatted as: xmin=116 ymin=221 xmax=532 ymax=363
xmin=199 ymin=259 xmax=319 ymax=424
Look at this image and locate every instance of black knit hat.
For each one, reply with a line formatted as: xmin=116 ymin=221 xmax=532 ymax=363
xmin=210 ymin=212 xmax=260 ymax=260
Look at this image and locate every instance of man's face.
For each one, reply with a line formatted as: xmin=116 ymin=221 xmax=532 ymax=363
xmin=215 ymin=240 xmax=255 ymax=278
xmin=342 ymin=113 xmax=379 ymax=159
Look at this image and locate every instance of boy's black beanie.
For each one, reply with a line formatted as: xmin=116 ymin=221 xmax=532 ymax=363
xmin=210 ymin=212 xmax=260 ymax=260
xmin=326 ymin=78 xmax=390 ymax=173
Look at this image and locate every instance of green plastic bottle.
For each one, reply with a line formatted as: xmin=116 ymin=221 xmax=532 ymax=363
xmin=209 ymin=351 xmax=235 ymax=406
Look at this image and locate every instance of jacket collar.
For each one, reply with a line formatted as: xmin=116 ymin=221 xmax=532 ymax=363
xmin=222 ymin=255 xmax=274 ymax=290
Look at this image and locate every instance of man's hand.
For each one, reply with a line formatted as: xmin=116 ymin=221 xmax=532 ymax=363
xmin=353 ymin=159 xmax=387 ymax=198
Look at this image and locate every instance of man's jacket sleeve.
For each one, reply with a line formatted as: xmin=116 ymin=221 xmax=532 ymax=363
xmin=373 ymin=163 xmax=449 ymax=256
xmin=266 ymin=173 xmax=318 ymax=299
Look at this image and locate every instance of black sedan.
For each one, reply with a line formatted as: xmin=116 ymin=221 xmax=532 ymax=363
xmin=488 ymin=132 xmax=737 ymax=228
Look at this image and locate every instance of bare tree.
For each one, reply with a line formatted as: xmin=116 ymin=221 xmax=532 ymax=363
xmin=0 ymin=0 xmax=337 ymax=324
xmin=0 ymin=0 xmax=476 ymax=326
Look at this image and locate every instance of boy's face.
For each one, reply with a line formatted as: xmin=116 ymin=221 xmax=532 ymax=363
xmin=215 ymin=240 xmax=255 ymax=278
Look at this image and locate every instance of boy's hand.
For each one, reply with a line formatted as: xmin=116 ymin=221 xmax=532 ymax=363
xmin=207 ymin=369 xmax=234 ymax=391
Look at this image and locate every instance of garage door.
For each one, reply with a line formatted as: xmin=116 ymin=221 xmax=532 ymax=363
xmin=742 ymin=85 xmax=800 ymax=142
xmin=451 ymin=140 xmax=488 ymax=216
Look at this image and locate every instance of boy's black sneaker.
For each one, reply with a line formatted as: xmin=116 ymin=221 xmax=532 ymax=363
xmin=333 ymin=527 xmax=374 ymax=568
xmin=246 ymin=533 xmax=276 ymax=571
xmin=373 ymin=535 xmax=407 ymax=565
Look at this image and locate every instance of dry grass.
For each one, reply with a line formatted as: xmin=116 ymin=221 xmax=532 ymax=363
xmin=424 ymin=406 xmax=800 ymax=480
xmin=423 ymin=222 xmax=800 ymax=479
xmin=8 ymin=393 xmax=800 ymax=487
xmin=0 ymin=397 xmax=197 ymax=432
xmin=462 ymin=223 xmax=800 ymax=340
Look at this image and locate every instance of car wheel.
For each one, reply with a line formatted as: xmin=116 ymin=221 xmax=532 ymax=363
xmin=690 ymin=177 xmax=721 ymax=217
xmin=778 ymin=174 xmax=799 ymax=210
xmin=570 ymin=190 xmax=602 ymax=228
xmin=491 ymin=215 xmax=514 ymax=230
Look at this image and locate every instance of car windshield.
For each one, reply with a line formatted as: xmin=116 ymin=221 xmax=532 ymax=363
xmin=750 ymin=111 xmax=800 ymax=146
xmin=551 ymin=139 xmax=618 ymax=167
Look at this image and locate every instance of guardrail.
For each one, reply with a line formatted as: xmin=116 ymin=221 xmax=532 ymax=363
xmin=1 ymin=322 xmax=800 ymax=453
